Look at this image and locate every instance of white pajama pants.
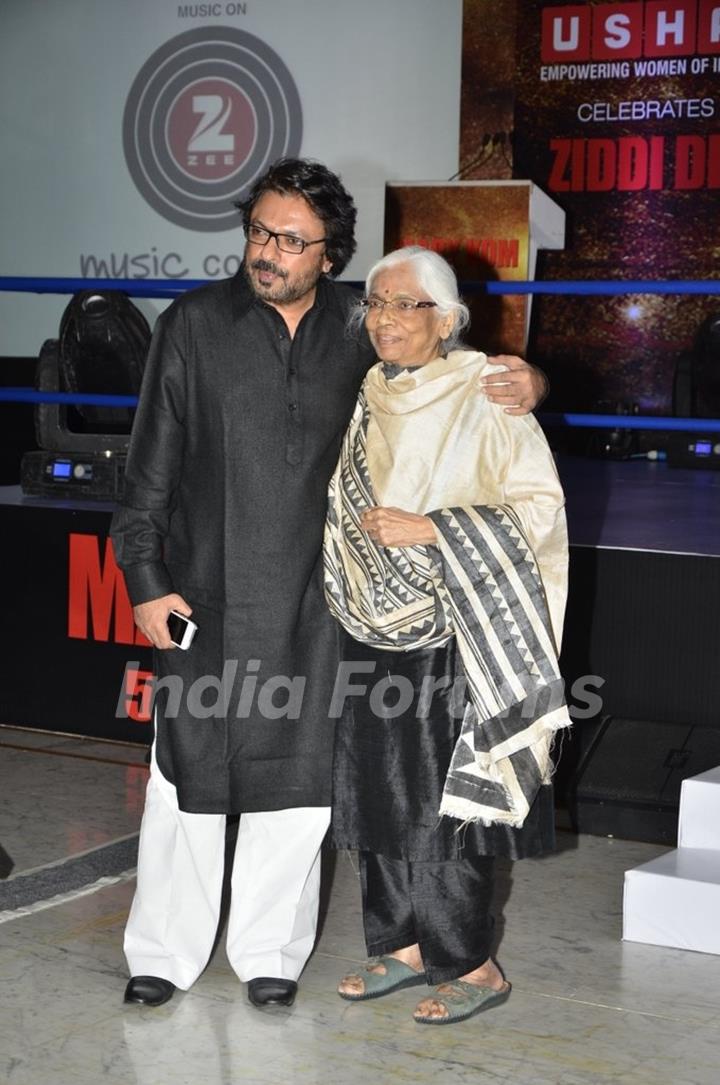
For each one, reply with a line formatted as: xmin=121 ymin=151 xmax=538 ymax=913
xmin=124 ymin=750 xmax=331 ymax=990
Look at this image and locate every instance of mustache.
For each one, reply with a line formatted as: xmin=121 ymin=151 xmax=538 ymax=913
xmin=250 ymin=258 xmax=288 ymax=279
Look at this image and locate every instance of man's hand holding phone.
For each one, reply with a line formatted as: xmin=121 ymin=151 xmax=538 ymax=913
xmin=133 ymin=594 xmax=196 ymax=650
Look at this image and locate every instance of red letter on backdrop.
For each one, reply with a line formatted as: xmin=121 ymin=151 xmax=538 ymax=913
xmin=617 ymin=137 xmax=649 ymax=190
xmin=587 ymin=140 xmax=617 ymax=191
xmin=67 ymin=533 xmax=150 ymax=646
xmin=548 ymin=139 xmax=573 ymax=191
xmin=645 ymin=2 xmax=697 ymax=56
xmin=707 ymin=135 xmax=720 ymax=187
xmin=593 ymin=3 xmax=644 ymax=59
xmin=675 ymin=135 xmax=707 ymax=188
xmin=541 ymin=5 xmax=591 ymax=61
xmin=697 ymin=0 xmax=720 ymax=53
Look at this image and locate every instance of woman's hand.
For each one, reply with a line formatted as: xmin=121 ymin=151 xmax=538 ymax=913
xmin=361 ymin=507 xmax=438 ymax=547
xmin=480 ymin=357 xmax=549 ymax=414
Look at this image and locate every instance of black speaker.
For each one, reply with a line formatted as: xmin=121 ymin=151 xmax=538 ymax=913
xmin=568 ymin=716 xmax=720 ymax=844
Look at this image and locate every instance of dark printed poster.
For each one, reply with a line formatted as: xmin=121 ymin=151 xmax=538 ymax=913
xmin=384 ymin=182 xmax=537 ymax=355
xmin=467 ymin=0 xmax=719 ymax=411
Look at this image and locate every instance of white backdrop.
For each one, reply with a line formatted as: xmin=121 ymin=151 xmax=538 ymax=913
xmin=0 ymin=0 xmax=462 ymax=354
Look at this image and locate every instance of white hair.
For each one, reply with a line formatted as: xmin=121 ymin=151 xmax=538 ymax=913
xmin=349 ymin=245 xmax=471 ymax=350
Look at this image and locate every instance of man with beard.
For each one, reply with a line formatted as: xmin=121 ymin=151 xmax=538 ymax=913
xmin=111 ymin=158 xmax=546 ymax=1010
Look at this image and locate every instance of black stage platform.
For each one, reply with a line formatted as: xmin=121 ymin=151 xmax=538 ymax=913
xmin=557 ymin=458 xmax=720 ymax=841
xmin=556 ymin=456 xmax=719 ymax=732
xmin=561 ymin=456 xmax=720 ymax=557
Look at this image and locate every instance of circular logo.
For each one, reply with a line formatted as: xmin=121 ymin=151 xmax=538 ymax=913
xmin=123 ymin=28 xmax=303 ymax=232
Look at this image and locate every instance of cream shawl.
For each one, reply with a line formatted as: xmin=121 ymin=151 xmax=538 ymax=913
xmin=324 ymin=350 xmax=571 ymax=826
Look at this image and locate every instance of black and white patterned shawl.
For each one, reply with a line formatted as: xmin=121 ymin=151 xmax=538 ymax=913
xmin=324 ymin=389 xmax=571 ymax=827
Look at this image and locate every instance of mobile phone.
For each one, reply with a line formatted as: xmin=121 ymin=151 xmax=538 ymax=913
xmin=167 ymin=610 xmax=198 ymax=650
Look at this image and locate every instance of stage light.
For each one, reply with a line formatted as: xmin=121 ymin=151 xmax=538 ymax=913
xmin=21 ymin=290 xmax=151 ymax=499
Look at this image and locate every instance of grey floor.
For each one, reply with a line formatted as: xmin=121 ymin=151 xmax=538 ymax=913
xmin=1 ymin=725 xmax=719 ymax=1085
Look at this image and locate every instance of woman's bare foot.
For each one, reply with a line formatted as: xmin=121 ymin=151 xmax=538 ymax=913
xmin=338 ymin=943 xmax=424 ymax=997
xmin=413 ymin=957 xmax=506 ymax=1022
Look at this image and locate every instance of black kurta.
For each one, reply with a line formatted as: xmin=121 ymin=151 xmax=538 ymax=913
xmin=111 ymin=271 xmax=373 ymax=813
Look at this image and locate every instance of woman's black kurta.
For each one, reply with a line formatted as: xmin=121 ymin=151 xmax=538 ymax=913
xmin=111 ymin=271 xmax=373 ymax=813
xmin=330 ymin=635 xmax=556 ymax=862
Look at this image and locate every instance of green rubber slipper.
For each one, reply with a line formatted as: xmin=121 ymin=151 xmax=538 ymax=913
xmin=413 ymin=979 xmax=511 ymax=1025
xmin=338 ymin=957 xmax=427 ymax=1001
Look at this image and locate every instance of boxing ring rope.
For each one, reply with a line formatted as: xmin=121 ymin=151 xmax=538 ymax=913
xmin=1 ymin=276 xmax=719 ymax=431
xmin=2 ymin=275 xmax=720 ymax=299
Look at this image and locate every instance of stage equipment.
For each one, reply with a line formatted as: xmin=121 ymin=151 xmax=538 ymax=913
xmin=668 ymin=313 xmax=720 ymax=469
xmin=568 ymin=716 xmax=720 ymax=845
xmin=673 ymin=313 xmax=720 ymax=419
xmin=20 ymin=291 xmax=150 ymax=500
xmin=665 ymin=434 xmax=720 ymax=469
xmin=583 ymin=402 xmax=639 ymax=460
xmin=20 ymin=448 xmax=127 ymax=499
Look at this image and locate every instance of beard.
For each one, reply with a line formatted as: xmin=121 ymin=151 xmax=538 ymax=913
xmin=244 ymin=255 xmax=325 ymax=305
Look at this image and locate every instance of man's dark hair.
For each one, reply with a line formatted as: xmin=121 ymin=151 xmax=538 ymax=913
xmin=236 ymin=158 xmax=357 ymax=277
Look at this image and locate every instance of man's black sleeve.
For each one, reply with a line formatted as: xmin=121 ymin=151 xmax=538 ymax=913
xmin=110 ymin=305 xmax=187 ymax=606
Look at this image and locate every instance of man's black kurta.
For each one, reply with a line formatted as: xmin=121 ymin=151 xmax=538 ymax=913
xmin=111 ymin=270 xmax=373 ymax=813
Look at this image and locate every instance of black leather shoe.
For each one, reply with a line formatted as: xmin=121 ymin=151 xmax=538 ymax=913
xmin=247 ymin=977 xmax=297 ymax=1007
xmin=124 ymin=975 xmax=176 ymax=1007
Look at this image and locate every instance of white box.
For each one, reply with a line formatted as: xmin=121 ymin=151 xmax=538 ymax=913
xmin=678 ymin=766 xmax=720 ymax=850
xmin=623 ymin=848 xmax=720 ymax=954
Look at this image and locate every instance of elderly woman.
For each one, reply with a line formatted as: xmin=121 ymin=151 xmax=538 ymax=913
xmin=323 ymin=246 xmax=569 ymax=1025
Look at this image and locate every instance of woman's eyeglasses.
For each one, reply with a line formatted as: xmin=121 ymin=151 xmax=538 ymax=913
xmin=360 ymin=297 xmax=437 ymax=315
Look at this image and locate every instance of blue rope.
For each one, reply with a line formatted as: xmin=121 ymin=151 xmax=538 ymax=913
xmin=0 ymin=276 xmax=204 ymax=299
xmin=2 ymin=278 xmax=719 ymax=431
xmin=2 ymin=276 xmax=720 ymax=299
xmin=0 ymin=388 xmax=138 ymax=407
xmin=540 ymin=413 xmax=720 ymax=433
xmin=2 ymin=387 xmax=720 ymax=431
xmin=486 ymin=280 xmax=720 ymax=296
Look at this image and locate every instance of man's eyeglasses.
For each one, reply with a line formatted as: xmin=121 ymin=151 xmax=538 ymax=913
xmin=244 ymin=223 xmax=327 ymax=255
xmin=360 ymin=297 xmax=437 ymax=315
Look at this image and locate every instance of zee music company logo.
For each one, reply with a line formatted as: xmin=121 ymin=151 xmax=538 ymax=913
xmin=123 ymin=27 xmax=302 ymax=231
